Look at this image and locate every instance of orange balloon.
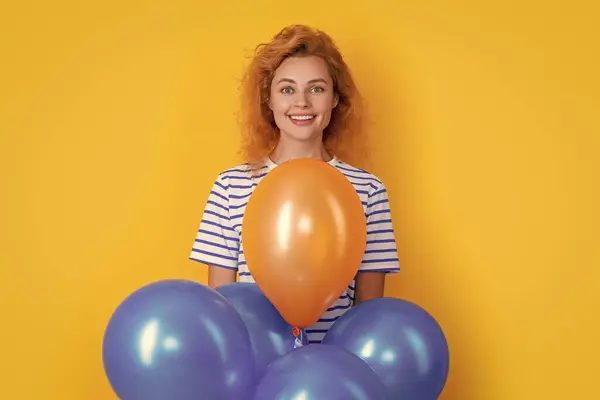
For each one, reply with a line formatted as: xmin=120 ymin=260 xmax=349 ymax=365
xmin=242 ymin=158 xmax=367 ymax=328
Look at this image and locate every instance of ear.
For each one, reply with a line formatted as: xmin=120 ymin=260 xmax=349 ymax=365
xmin=333 ymin=94 xmax=339 ymax=108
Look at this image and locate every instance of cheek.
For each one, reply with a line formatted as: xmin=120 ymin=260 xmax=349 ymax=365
xmin=320 ymin=111 xmax=333 ymax=128
xmin=315 ymin=94 xmax=335 ymax=112
xmin=316 ymin=97 xmax=335 ymax=120
xmin=269 ymin=97 xmax=289 ymax=129
xmin=269 ymin=95 xmax=290 ymax=115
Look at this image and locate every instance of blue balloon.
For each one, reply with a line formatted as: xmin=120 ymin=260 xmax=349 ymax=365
xmin=216 ymin=282 xmax=308 ymax=377
xmin=323 ymin=298 xmax=450 ymax=400
xmin=253 ymin=344 xmax=390 ymax=400
xmin=102 ymin=280 xmax=255 ymax=400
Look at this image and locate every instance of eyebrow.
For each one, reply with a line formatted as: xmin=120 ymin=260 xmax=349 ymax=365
xmin=276 ymin=78 xmax=329 ymax=85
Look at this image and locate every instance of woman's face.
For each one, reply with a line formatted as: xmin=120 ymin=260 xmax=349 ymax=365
xmin=269 ymin=55 xmax=338 ymax=143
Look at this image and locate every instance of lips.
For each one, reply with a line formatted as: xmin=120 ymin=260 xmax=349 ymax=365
xmin=288 ymin=114 xmax=316 ymax=126
xmin=289 ymin=115 xmax=315 ymax=120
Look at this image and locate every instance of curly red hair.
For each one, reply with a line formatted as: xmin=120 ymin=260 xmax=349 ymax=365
xmin=238 ymin=24 xmax=369 ymax=168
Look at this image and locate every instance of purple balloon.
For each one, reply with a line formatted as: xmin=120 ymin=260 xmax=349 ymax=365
xmin=216 ymin=282 xmax=308 ymax=378
xmin=253 ymin=344 xmax=390 ymax=400
xmin=102 ymin=280 xmax=255 ymax=400
xmin=323 ymin=298 xmax=450 ymax=400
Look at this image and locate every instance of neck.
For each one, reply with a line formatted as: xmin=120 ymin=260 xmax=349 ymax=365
xmin=270 ymin=133 xmax=332 ymax=165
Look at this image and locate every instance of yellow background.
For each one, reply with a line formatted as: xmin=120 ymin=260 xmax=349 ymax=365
xmin=1 ymin=1 xmax=598 ymax=399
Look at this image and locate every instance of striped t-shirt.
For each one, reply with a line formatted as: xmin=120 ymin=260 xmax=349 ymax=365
xmin=189 ymin=156 xmax=400 ymax=343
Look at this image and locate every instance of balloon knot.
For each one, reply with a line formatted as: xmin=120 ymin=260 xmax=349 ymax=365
xmin=292 ymin=327 xmax=303 ymax=349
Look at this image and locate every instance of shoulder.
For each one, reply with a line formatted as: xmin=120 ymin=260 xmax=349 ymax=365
xmin=333 ymin=159 xmax=385 ymax=193
xmin=214 ymin=160 xmax=269 ymax=183
xmin=209 ymin=161 xmax=269 ymax=200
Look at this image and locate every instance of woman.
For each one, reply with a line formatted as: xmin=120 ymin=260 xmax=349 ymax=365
xmin=189 ymin=24 xmax=400 ymax=344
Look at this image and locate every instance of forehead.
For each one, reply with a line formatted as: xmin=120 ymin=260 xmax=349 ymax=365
xmin=273 ymin=55 xmax=332 ymax=84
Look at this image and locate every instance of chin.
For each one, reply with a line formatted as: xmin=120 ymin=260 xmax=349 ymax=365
xmin=284 ymin=128 xmax=322 ymax=142
xmin=281 ymin=122 xmax=323 ymax=140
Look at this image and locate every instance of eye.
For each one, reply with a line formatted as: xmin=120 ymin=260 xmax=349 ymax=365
xmin=281 ymin=87 xmax=294 ymax=94
xmin=311 ymin=86 xmax=324 ymax=93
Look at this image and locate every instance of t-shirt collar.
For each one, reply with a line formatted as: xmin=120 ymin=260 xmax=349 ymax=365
xmin=265 ymin=155 xmax=338 ymax=170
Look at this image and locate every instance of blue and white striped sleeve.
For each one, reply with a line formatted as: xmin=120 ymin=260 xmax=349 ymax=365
xmin=360 ymin=181 xmax=400 ymax=274
xmin=189 ymin=174 xmax=240 ymax=271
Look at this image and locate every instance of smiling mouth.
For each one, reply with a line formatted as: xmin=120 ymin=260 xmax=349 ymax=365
xmin=288 ymin=115 xmax=316 ymax=121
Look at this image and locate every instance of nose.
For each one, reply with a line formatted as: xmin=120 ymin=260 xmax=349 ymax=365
xmin=294 ymin=91 xmax=310 ymax=108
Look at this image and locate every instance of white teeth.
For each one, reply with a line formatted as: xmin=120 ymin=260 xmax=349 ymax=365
xmin=290 ymin=115 xmax=315 ymax=120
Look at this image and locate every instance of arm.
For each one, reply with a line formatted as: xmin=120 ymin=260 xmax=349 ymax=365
xmin=189 ymin=174 xmax=241 ymax=286
xmin=354 ymin=272 xmax=385 ymax=305
xmin=208 ymin=265 xmax=236 ymax=288
xmin=354 ymin=179 xmax=400 ymax=304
